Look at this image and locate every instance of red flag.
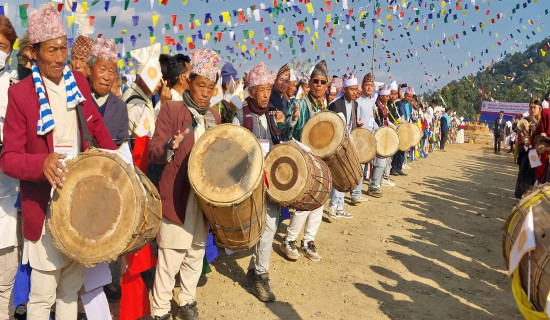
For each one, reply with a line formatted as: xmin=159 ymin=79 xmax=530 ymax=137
xmin=119 ymin=244 xmax=158 ymax=320
xmin=132 ymin=135 xmax=150 ymax=173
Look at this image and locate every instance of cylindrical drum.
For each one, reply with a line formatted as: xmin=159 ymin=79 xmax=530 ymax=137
xmin=502 ymin=184 xmax=550 ymax=311
xmin=396 ymin=123 xmax=415 ymax=151
xmin=300 ymin=111 xmax=362 ymax=192
xmin=351 ymin=128 xmax=377 ymax=163
xmin=265 ymin=141 xmax=332 ymax=211
xmin=49 ymin=149 xmax=162 ymax=267
xmin=374 ymin=127 xmax=399 ymax=157
xmin=410 ymin=123 xmax=422 ymax=148
xmin=188 ymin=124 xmax=266 ymax=251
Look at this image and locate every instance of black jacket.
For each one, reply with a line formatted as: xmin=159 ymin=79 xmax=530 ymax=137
xmin=493 ymin=118 xmax=506 ymax=136
xmin=328 ymin=97 xmax=359 ymax=130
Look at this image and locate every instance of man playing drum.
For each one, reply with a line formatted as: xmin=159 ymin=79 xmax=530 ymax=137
xmin=280 ymin=61 xmax=329 ymax=262
xmin=368 ymin=85 xmax=395 ymax=198
xmin=150 ymin=48 xmax=221 ymax=320
xmin=327 ymin=73 xmax=364 ymax=214
xmin=0 ymin=5 xmax=116 ymax=318
xmin=232 ymin=62 xmax=282 ymax=302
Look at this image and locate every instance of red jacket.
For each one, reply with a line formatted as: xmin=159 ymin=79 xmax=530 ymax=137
xmin=0 ymin=71 xmax=116 ymax=241
xmin=150 ymin=101 xmax=220 ymax=225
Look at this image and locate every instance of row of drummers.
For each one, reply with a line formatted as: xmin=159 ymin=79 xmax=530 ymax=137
xmin=46 ymin=56 xmax=424 ymax=318
xmin=190 ymin=110 xmax=423 ymax=252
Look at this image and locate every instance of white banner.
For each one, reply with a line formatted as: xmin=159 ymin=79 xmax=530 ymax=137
xmin=481 ymin=101 xmax=529 ymax=116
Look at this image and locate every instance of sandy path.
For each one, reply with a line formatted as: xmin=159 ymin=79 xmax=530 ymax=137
xmin=131 ymin=143 xmax=520 ymax=320
xmin=179 ymin=143 xmax=519 ymax=320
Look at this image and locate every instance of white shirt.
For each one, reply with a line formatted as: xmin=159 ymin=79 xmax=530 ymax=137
xmin=356 ymin=94 xmax=377 ymax=132
xmin=0 ymin=70 xmax=19 ymax=249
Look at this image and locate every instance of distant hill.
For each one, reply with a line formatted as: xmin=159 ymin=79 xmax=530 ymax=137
xmin=422 ymin=37 xmax=550 ymax=118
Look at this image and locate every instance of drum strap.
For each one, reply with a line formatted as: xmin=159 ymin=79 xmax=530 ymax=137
xmin=76 ymin=103 xmax=98 ymax=149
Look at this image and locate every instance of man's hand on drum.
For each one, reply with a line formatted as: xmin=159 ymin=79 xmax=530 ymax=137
xmin=357 ymin=118 xmax=364 ymax=127
xmin=170 ymin=128 xmax=191 ymax=150
xmin=43 ymin=153 xmax=68 ymax=189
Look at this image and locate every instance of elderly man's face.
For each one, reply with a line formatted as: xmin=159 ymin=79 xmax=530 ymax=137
xmin=248 ymin=84 xmax=272 ymax=108
xmin=90 ymin=58 xmax=117 ymax=96
xmin=31 ymin=36 xmax=68 ymax=83
xmin=309 ymin=75 xmax=328 ymax=99
xmin=71 ymin=52 xmax=89 ymax=77
xmin=187 ymin=75 xmax=216 ymax=108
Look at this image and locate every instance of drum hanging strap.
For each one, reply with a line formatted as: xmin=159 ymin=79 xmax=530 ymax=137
xmin=76 ymin=103 xmax=98 ymax=149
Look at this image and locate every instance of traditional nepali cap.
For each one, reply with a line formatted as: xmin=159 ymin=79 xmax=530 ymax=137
xmin=248 ymin=62 xmax=273 ymax=87
xmin=379 ymin=84 xmax=391 ymax=96
xmin=289 ymin=69 xmax=297 ymax=82
xmin=28 ymin=4 xmax=66 ymax=44
xmin=405 ymin=86 xmax=415 ymax=95
xmin=71 ymin=35 xmax=93 ymax=57
xmin=331 ymin=76 xmax=343 ymax=89
xmin=221 ymin=62 xmax=238 ymax=84
xmin=363 ymin=73 xmax=373 ymax=83
xmin=191 ymin=48 xmax=220 ymax=82
xmin=343 ymin=73 xmax=358 ymax=88
xmin=131 ymin=43 xmax=161 ymax=74
xmin=90 ymin=38 xmax=118 ymax=63
xmin=311 ymin=60 xmax=328 ymax=79
xmin=277 ymin=64 xmax=290 ymax=79
xmin=389 ymin=81 xmax=398 ymax=91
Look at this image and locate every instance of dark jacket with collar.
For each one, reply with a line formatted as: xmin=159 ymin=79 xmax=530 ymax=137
xmin=493 ymin=117 xmax=506 ymax=136
xmin=95 ymin=92 xmax=130 ymax=147
xmin=328 ymin=97 xmax=359 ymax=130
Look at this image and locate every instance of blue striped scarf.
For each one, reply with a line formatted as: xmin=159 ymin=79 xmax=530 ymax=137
xmin=32 ymin=62 xmax=86 ymax=135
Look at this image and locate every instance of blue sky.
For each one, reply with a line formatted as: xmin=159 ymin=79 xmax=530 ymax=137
xmin=4 ymin=0 xmax=548 ymax=93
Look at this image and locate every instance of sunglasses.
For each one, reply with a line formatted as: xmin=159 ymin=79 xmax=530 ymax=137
xmin=312 ymin=79 xmax=327 ymax=85
xmin=17 ymin=52 xmax=33 ymax=65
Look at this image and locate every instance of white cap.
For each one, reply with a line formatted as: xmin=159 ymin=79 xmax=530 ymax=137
xmin=343 ymin=73 xmax=358 ymax=88
xmin=389 ymin=81 xmax=398 ymax=91
xmin=289 ymin=69 xmax=297 ymax=82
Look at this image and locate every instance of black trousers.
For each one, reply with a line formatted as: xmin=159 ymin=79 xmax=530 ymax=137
xmin=440 ymin=131 xmax=449 ymax=150
xmin=494 ymin=134 xmax=502 ymax=152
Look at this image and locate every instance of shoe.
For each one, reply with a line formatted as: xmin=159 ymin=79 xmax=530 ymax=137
xmin=350 ymin=196 xmax=367 ymax=205
xmin=176 ymin=301 xmax=199 ymax=320
xmin=251 ymin=273 xmax=276 ymax=302
xmin=402 ymin=163 xmax=411 ymax=170
xmin=335 ymin=209 xmax=353 ymax=219
xmin=327 ymin=206 xmax=338 ymax=219
xmin=381 ymin=179 xmax=395 ymax=187
xmin=301 ymin=240 xmax=322 ymax=262
xmin=281 ymin=238 xmax=300 ymax=260
xmin=155 ymin=315 xmax=171 ymax=320
xmin=367 ymin=189 xmax=383 ymax=198
xmin=390 ymin=170 xmax=400 ymax=176
xmin=397 ymin=170 xmax=407 ymax=176
xmin=244 ymin=269 xmax=255 ymax=287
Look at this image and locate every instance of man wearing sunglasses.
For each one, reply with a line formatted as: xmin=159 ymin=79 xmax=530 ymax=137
xmin=280 ymin=60 xmax=328 ymax=262
xmin=16 ymin=31 xmax=34 ymax=80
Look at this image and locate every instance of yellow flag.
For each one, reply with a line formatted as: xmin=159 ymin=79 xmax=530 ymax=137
xmin=278 ymin=25 xmax=284 ymax=35
xmin=306 ymin=3 xmax=314 ymax=13
xmin=68 ymin=16 xmax=74 ymax=28
xmin=153 ymin=15 xmax=159 ymax=26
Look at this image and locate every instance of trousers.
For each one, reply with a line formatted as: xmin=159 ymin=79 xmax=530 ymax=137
xmin=248 ymin=201 xmax=279 ymax=275
xmin=0 ymin=246 xmax=18 ymax=320
xmin=285 ymin=206 xmax=324 ymax=243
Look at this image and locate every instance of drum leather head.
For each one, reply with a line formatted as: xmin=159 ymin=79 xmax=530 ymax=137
xmin=49 ymin=149 xmax=147 ymax=265
xmin=410 ymin=124 xmax=422 ymax=148
xmin=374 ymin=127 xmax=399 ymax=157
xmin=397 ymin=123 xmax=414 ymax=151
xmin=189 ymin=124 xmax=264 ymax=205
xmin=351 ymin=128 xmax=377 ymax=163
xmin=264 ymin=141 xmax=309 ymax=203
xmin=301 ymin=111 xmax=345 ymax=158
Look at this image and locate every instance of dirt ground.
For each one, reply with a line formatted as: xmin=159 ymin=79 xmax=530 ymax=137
xmin=131 ymin=143 xmax=521 ymax=320
xmin=177 ymin=143 xmax=519 ymax=320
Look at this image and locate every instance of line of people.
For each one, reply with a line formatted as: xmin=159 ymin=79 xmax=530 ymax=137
xmin=0 ymin=6 xmax=457 ymax=320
